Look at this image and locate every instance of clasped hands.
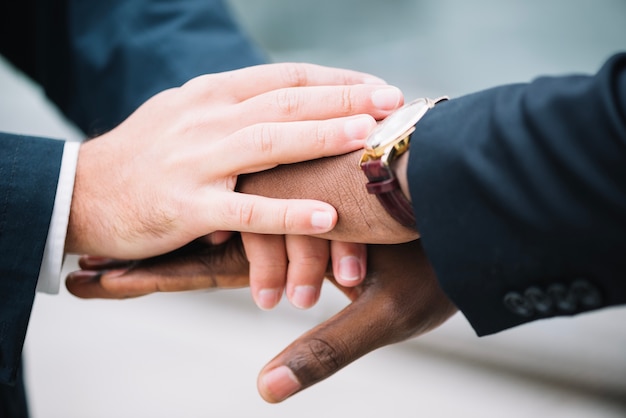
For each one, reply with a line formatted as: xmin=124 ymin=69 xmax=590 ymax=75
xmin=65 ymin=63 xmax=457 ymax=403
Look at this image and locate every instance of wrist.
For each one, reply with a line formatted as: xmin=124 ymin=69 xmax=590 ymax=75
xmin=359 ymin=97 xmax=446 ymax=228
xmin=66 ymin=140 xmax=112 ymax=255
xmin=237 ymin=150 xmax=418 ymax=244
xmin=65 ymin=142 xmax=91 ymax=254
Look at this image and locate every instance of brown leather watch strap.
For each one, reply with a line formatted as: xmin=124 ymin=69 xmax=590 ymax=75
xmin=361 ymin=159 xmax=415 ymax=227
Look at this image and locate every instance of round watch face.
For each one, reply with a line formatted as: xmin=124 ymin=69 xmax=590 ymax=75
xmin=366 ymin=98 xmax=430 ymax=149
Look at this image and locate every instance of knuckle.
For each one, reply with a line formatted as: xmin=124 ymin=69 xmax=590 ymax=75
xmin=280 ymin=63 xmax=309 ymax=87
xmin=277 ymin=205 xmax=291 ymax=231
xmin=251 ymin=124 xmax=276 ymax=155
xmin=274 ymin=88 xmax=301 ymax=116
xmin=340 ymin=86 xmax=357 ymax=114
xmin=281 ymin=205 xmax=299 ymax=232
xmin=232 ymin=199 xmax=255 ymax=228
xmin=306 ymin=338 xmax=344 ymax=375
xmin=180 ymin=75 xmax=213 ymax=98
xmin=312 ymin=123 xmax=331 ymax=153
xmin=288 ymin=338 xmax=346 ymax=384
xmin=292 ymin=242 xmax=329 ymax=267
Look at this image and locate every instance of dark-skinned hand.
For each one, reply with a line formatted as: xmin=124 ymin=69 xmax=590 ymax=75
xmin=66 ymin=236 xmax=457 ymax=403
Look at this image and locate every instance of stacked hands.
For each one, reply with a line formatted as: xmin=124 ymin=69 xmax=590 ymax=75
xmin=65 ymin=63 xmax=457 ymax=402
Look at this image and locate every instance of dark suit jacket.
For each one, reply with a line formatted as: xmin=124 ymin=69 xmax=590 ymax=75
xmin=410 ymin=53 xmax=626 ymax=336
xmin=0 ymin=0 xmax=264 ymax=386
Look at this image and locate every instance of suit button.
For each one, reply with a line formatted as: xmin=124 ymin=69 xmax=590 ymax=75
xmin=571 ymin=279 xmax=602 ymax=308
xmin=503 ymin=292 xmax=534 ymax=317
xmin=524 ymin=287 xmax=553 ymax=314
xmin=547 ymin=283 xmax=577 ymax=312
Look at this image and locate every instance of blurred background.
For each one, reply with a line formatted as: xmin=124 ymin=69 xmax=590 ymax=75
xmin=1 ymin=0 xmax=624 ymax=417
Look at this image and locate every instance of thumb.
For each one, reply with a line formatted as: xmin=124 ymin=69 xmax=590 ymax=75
xmin=212 ymin=193 xmax=338 ymax=235
xmin=256 ymin=241 xmax=457 ymax=403
xmin=256 ymin=282 xmax=393 ymax=403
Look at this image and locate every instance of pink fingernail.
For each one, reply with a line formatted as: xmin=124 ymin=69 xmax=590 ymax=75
xmin=104 ymin=269 xmax=129 ymax=279
xmin=80 ymin=256 xmax=117 ymax=268
xmin=344 ymin=116 xmax=376 ymax=140
xmin=291 ymin=285 xmax=317 ymax=309
xmin=261 ymin=366 xmax=301 ymax=402
xmin=338 ymin=256 xmax=361 ymax=282
xmin=372 ymin=87 xmax=402 ymax=111
xmin=68 ymin=270 xmax=100 ymax=285
xmin=311 ymin=211 xmax=333 ymax=231
xmin=257 ymin=288 xmax=281 ymax=310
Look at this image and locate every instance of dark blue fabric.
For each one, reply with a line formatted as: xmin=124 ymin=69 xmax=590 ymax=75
xmin=64 ymin=0 xmax=265 ymax=135
xmin=0 ymin=360 xmax=29 ymax=418
xmin=0 ymin=135 xmax=64 ymax=384
xmin=409 ymin=53 xmax=626 ymax=335
xmin=1 ymin=0 xmax=265 ymax=135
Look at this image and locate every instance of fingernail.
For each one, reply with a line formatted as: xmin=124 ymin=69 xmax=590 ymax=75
xmin=291 ymin=285 xmax=317 ymax=309
xmin=311 ymin=211 xmax=333 ymax=231
xmin=344 ymin=116 xmax=376 ymax=140
xmin=103 ymin=268 xmax=129 ymax=279
xmin=372 ymin=87 xmax=402 ymax=111
xmin=261 ymin=366 xmax=301 ymax=402
xmin=257 ymin=288 xmax=281 ymax=310
xmin=68 ymin=270 xmax=100 ymax=285
xmin=362 ymin=76 xmax=387 ymax=85
xmin=338 ymin=256 xmax=361 ymax=282
xmin=80 ymin=256 xmax=117 ymax=269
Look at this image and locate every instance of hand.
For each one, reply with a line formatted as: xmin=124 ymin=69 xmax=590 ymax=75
xmin=257 ymin=240 xmax=457 ymax=403
xmin=232 ymin=144 xmax=419 ymax=311
xmin=65 ymin=63 xmax=404 ymax=259
xmin=66 ymin=237 xmax=457 ymax=402
xmin=67 ymin=238 xmax=251 ymax=298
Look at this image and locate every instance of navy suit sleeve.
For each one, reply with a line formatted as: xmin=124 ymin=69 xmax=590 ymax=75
xmin=61 ymin=0 xmax=266 ymax=134
xmin=1 ymin=0 xmax=265 ymax=136
xmin=409 ymin=53 xmax=626 ymax=335
xmin=0 ymin=134 xmax=64 ymax=384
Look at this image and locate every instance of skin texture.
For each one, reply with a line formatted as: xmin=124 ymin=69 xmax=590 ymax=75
xmin=235 ymin=148 xmax=419 ymax=309
xmin=66 ymin=146 xmax=451 ymax=403
xmin=237 ymin=149 xmax=419 ymax=244
xmin=241 ymin=233 xmax=367 ymax=310
xmin=66 ymin=237 xmax=457 ymax=403
xmin=64 ymin=62 xmax=404 ymax=260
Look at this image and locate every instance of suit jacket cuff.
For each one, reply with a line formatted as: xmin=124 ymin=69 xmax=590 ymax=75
xmin=0 ymin=133 xmax=64 ymax=384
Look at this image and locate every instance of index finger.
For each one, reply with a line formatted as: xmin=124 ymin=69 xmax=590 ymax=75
xmin=185 ymin=62 xmax=387 ymax=103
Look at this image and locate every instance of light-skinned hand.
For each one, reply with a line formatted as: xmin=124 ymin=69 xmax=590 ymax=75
xmin=65 ymin=63 xmax=404 ymax=259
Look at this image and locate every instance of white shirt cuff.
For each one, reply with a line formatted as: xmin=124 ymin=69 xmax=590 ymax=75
xmin=36 ymin=141 xmax=81 ymax=294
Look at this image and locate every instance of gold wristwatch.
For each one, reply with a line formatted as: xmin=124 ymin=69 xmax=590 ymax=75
xmin=360 ymin=96 xmax=448 ymax=227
